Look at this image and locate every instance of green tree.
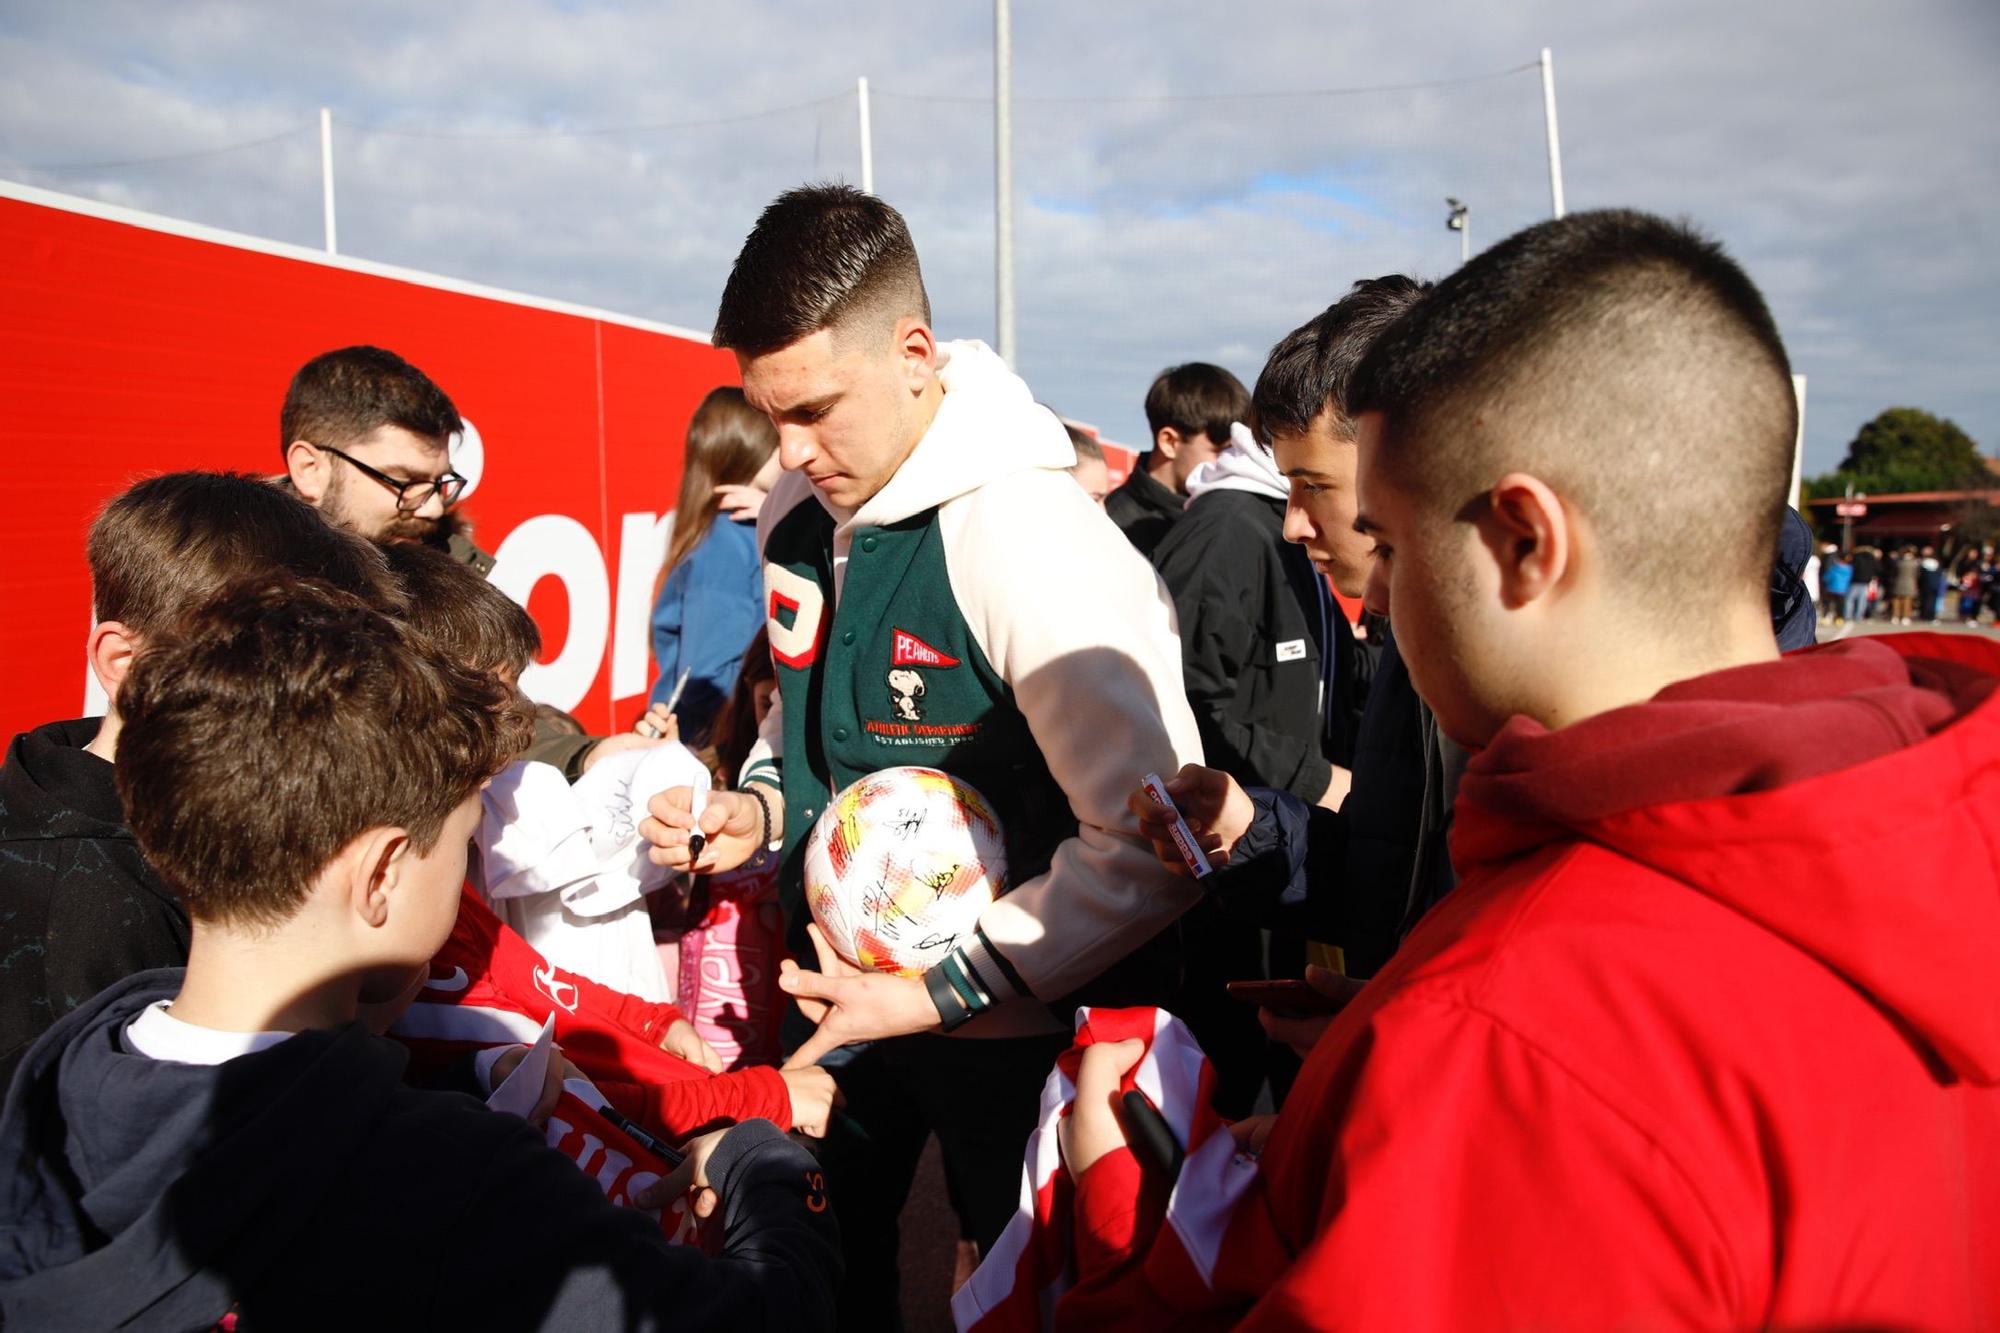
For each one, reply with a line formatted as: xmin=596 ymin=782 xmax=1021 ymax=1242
xmin=1804 ymin=407 xmax=1989 ymax=500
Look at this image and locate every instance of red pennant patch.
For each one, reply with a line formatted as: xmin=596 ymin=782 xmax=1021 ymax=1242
xmin=891 ymin=628 xmax=960 ymax=669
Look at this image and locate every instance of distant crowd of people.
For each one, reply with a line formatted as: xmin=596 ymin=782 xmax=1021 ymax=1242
xmin=0 ymin=182 xmax=1993 ymax=1331
xmin=1817 ymin=539 xmax=2000 ymax=626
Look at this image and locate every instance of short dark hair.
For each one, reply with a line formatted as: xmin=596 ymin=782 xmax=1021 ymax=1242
xmin=378 ymin=539 xmax=541 ymax=677
xmin=1064 ymin=422 xmax=1105 ymax=465
xmin=280 ymin=345 xmax=462 ymax=459
xmin=87 ymin=471 xmax=397 ymax=637
xmin=1144 ymin=363 xmax=1250 ymax=444
xmin=713 ymin=184 xmax=931 ymax=355
xmin=1349 ymin=208 xmax=1796 ymax=600
xmin=1253 ymin=276 xmax=1431 ymax=442
xmin=115 ymin=576 xmax=520 ymax=927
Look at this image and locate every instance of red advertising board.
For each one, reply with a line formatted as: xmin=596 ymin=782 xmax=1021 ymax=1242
xmin=0 ymin=181 xmax=737 ymax=744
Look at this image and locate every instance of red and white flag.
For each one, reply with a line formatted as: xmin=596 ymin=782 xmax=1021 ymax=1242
xmin=548 ymin=1079 xmax=717 ymax=1251
xmin=951 ymin=1007 xmax=1260 ymax=1331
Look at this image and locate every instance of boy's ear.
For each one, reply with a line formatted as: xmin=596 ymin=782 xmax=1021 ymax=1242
xmin=347 ymin=827 xmax=413 ymax=929
xmin=87 ymin=621 xmax=141 ymax=702
xmin=1482 ymin=472 xmax=1572 ymax=611
xmin=1153 ymin=426 xmax=1183 ymax=461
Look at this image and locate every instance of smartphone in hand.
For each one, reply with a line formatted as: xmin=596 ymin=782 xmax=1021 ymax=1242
xmin=1225 ymin=978 xmax=1352 ymax=1017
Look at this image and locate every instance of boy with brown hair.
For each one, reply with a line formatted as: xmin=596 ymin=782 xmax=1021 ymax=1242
xmin=376 ymin=541 xmax=835 ymax=1139
xmin=0 ymin=471 xmax=397 ymax=1083
xmin=0 ymin=576 xmax=840 ymax=1326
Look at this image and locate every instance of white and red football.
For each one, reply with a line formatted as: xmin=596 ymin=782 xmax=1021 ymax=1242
xmin=802 ymin=767 xmax=1007 ymax=977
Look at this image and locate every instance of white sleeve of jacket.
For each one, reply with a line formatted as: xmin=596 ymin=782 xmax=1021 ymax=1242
xmin=740 ymin=472 xmax=819 ymax=797
xmin=940 ymin=468 xmax=1205 ymax=1002
xmin=739 ymin=690 xmax=784 ymax=795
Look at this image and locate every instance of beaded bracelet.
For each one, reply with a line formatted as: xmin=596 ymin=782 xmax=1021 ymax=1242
xmin=742 ymin=782 xmax=776 ymax=855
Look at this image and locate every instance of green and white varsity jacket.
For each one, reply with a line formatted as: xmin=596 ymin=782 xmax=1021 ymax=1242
xmin=743 ymin=340 xmax=1204 ymax=1024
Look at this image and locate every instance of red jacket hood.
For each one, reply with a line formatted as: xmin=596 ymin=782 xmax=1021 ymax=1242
xmin=1454 ymin=633 xmax=2000 ymax=1084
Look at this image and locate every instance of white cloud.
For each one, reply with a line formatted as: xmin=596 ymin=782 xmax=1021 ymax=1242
xmin=1 ymin=0 xmax=1994 ymax=469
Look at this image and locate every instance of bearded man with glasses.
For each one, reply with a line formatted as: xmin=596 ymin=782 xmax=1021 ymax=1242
xmin=279 ymin=345 xmax=489 ymax=564
xmin=278 ymin=344 xmax=659 ymax=778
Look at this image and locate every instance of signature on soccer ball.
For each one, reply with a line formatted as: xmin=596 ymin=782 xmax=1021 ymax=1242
xmin=862 ymin=882 xmax=902 ymax=937
xmin=920 ymin=865 xmax=959 ymax=901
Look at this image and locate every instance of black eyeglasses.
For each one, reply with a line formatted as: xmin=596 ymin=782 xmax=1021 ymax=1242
xmin=318 ymin=444 xmax=469 ymax=512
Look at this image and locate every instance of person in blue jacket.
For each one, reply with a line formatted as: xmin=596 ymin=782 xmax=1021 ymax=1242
xmin=1818 ymin=543 xmax=1854 ymax=624
xmin=648 ymin=387 xmax=778 ymax=745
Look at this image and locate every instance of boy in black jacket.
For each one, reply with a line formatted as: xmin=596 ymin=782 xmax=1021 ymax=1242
xmin=1147 ymin=280 xmax=1430 ymax=1110
xmin=0 ymin=471 xmax=398 ymax=1085
xmin=0 ymin=577 xmax=839 ymax=1328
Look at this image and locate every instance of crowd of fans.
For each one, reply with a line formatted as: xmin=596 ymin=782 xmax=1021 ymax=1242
xmin=1817 ymin=540 xmax=2000 ymax=627
xmin=0 ymin=183 xmax=1993 ymax=1331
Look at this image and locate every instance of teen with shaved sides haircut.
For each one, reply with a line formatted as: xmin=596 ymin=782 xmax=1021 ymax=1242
xmin=1105 ymin=362 xmax=1250 ymax=561
xmin=642 ymin=183 xmax=1202 ymax=1321
xmin=1056 ymin=211 xmax=2000 ymax=1329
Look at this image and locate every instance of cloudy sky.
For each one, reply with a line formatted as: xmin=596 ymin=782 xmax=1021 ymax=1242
xmin=2 ymin=0 xmax=1994 ymax=473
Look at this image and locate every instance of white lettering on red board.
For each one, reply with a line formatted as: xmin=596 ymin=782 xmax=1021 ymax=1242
xmin=490 ymin=515 xmax=612 ymax=713
xmin=611 ymin=511 xmax=673 ymax=700
xmin=489 ymin=512 xmax=674 ymax=717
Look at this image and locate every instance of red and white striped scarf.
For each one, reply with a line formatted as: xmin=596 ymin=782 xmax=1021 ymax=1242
xmin=952 ymin=1007 xmax=1260 ymax=1331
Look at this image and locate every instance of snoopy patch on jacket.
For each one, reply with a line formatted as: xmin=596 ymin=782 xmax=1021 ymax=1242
xmin=887 ymin=667 xmax=927 ymax=721
xmin=864 ymin=628 xmax=984 ymax=745
xmin=887 ymin=628 xmax=956 ymax=722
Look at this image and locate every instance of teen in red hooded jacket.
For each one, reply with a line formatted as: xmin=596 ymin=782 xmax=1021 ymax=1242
xmin=1055 ymin=211 xmax=2000 ymax=1331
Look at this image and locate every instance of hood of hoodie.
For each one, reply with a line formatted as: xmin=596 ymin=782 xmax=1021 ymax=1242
xmin=0 ymin=719 xmax=127 ymax=846
xmin=0 ymin=970 xmax=408 ymax=1325
xmin=809 ymin=340 xmax=1074 ymax=533
xmin=1182 ymin=421 xmax=1287 ymax=505
xmin=1453 ymin=633 xmax=2000 ymax=1084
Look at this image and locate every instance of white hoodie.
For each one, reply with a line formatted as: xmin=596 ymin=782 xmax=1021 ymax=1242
xmin=753 ymin=341 xmax=1205 ymax=1007
xmin=1182 ymin=421 xmax=1288 ymax=506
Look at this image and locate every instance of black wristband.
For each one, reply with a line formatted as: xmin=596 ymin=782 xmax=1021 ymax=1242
xmin=925 ymin=965 xmax=976 ymax=1032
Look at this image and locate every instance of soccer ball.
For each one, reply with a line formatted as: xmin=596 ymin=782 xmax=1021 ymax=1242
xmin=803 ymin=767 xmax=1007 ymax=977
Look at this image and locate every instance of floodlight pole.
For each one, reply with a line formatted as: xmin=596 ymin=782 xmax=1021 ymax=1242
xmin=1540 ymin=48 xmax=1566 ymax=219
xmin=1447 ymin=197 xmax=1470 ymax=265
xmin=857 ymin=77 xmax=875 ymax=195
xmin=319 ymin=107 xmax=338 ymax=255
xmin=994 ymin=0 xmax=1017 ymax=366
